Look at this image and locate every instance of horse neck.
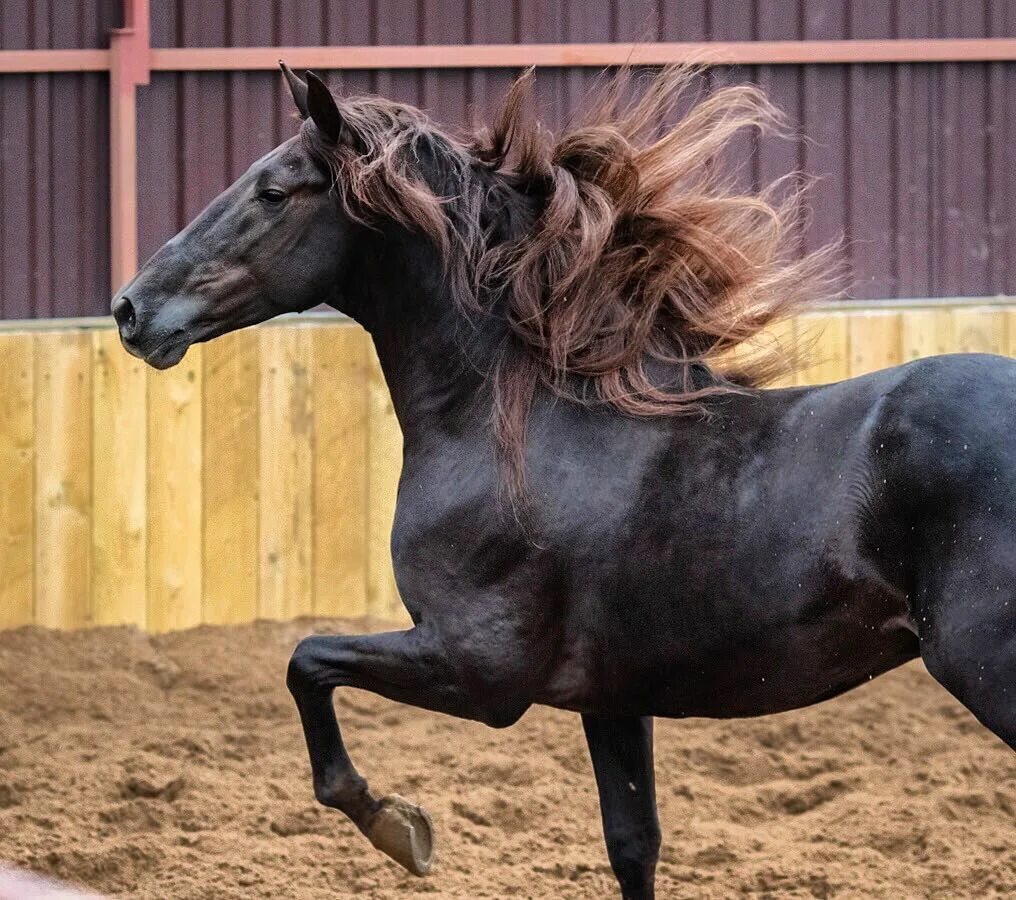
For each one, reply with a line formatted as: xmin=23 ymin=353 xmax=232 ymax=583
xmin=344 ymin=165 xmax=542 ymax=451
xmin=343 ymin=225 xmax=494 ymax=449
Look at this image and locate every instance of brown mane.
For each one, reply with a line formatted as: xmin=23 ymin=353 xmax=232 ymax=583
xmin=301 ymin=67 xmax=840 ymax=505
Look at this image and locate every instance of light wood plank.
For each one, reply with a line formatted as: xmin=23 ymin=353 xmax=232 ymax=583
xmin=901 ymin=308 xmax=955 ymax=361
xmin=313 ymin=323 xmax=369 ymax=618
xmin=952 ymin=307 xmax=1007 ymax=355
xmin=0 ymin=333 xmax=34 ymax=628
xmin=1007 ymin=310 xmax=1016 ymax=358
xmin=765 ymin=318 xmax=800 ymax=387
xmin=258 ymin=325 xmax=314 ymax=620
xmin=367 ymin=346 xmax=405 ymax=620
xmin=92 ymin=329 xmax=147 ymax=627
xmin=202 ymin=330 xmax=259 ymax=625
xmin=715 ymin=320 xmax=800 ymax=388
xmin=147 ymin=347 xmax=203 ymax=632
xmin=796 ymin=312 xmax=850 ymax=385
xmin=34 ymin=332 xmax=91 ymax=629
xmin=848 ymin=311 xmax=903 ymax=377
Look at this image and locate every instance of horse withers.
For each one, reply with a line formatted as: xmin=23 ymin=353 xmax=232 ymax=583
xmin=112 ymin=64 xmax=1016 ymax=898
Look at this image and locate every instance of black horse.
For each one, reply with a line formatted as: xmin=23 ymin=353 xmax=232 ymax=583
xmin=112 ymin=64 xmax=1015 ymax=898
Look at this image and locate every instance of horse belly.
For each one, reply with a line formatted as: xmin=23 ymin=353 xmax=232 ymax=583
xmin=540 ymin=579 xmax=920 ymax=720
xmin=641 ymin=622 xmax=919 ymax=719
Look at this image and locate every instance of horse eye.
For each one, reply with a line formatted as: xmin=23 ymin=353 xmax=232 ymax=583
xmin=258 ymin=188 xmax=287 ymax=204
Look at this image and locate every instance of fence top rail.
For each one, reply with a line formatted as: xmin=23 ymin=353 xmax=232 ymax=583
xmin=0 ymin=297 xmax=1013 ymax=334
xmin=3 ymin=38 xmax=1016 ymax=75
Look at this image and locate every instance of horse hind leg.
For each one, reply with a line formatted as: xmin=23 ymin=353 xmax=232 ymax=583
xmin=916 ymin=543 xmax=1016 ymax=751
xmin=582 ymin=714 xmax=660 ymax=899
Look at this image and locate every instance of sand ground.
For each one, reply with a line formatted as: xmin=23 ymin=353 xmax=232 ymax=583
xmin=1 ymin=618 xmax=1014 ymax=898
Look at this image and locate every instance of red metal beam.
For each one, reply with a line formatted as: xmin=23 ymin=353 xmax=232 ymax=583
xmin=0 ymin=49 xmax=110 ymax=72
xmin=2 ymin=38 xmax=1016 ymax=75
xmin=109 ymin=0 xmax=150 ymax=290
xmin=150 ymin=39 xmax=1016 ymax=70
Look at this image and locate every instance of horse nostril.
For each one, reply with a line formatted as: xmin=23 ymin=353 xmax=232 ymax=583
xmin=112 ymin=295 xmax=137 ymax=335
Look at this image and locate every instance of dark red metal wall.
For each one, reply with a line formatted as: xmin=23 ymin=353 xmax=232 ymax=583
xmin=2 ymin=1 xmax=1015 ymax=317
xmin=0 ymin=1 xmax=115 ymax=317
xmin=144 ymin=0 xmax=1014 ymax=46
xmin=0 ymin=0 xmax=118 ymax=50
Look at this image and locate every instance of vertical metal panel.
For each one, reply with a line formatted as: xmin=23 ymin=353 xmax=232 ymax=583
xmin=894 ymin=6 xmax=936 ymax=296
xmin=1 ymin=2 xmax=114 ymax=318
xmin=0 ymin=0 xmax=119 ymax=50
xmin=0 ymin=0 xmax=111 ymax=317
xmin=144 ymin=0 xmax=1016 ymax=47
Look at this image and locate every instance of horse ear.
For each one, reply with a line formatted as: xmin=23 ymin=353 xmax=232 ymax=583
xmin=279 ymin=61 xmax=309 ymax=119
xmin=305 ymin=71 xmax=355 ymax=148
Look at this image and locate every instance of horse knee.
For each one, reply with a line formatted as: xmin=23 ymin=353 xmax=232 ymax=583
xmin=287 ymin=635 xmax=332 ymax=694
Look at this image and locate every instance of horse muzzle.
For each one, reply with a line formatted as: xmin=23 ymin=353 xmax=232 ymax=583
xmin=111 ymin=290 xmax=195 ymax=370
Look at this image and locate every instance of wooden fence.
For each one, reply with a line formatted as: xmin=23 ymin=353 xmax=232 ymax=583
xmin=1 ymin=300 xmax=1015 ymax=632
xmin=0 ymin=316 xmax=402 ymax=632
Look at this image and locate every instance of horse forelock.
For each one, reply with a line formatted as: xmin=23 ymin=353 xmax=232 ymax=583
xmin=300 ymin=68 xmax=842 ymax=509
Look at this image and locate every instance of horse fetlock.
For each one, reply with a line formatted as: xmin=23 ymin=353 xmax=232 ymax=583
xmin=607 ymin=833 xmax=660 ymax=900
xmin=605 ymin=823 xmax=661 ymax=870
xmin=313 ymin=771 xmax=373 ymax=819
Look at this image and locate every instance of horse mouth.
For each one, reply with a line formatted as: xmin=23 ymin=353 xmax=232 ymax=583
xmin=145 ymin=341 xmax=190 ymax=369
xmin=119 ymin=333 xmax=190 ymax=370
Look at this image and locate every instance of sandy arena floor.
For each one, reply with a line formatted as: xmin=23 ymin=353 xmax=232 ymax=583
xmin=0 ymin=618 xmax=1014 ymax=898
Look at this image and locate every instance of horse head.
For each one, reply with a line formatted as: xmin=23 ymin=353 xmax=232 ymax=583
xmin=111 ymin=65 xmax=363 ymax=368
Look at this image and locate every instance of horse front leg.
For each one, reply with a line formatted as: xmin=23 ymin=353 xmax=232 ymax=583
xmin=582 ymin=714 xmax=660 ymax=900
xmin=285 ymin=628 xmax=527 ymax=876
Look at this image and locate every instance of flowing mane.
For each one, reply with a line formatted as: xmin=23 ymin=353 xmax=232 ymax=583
xmin=300 ymin=67 xmax=840 ymax=501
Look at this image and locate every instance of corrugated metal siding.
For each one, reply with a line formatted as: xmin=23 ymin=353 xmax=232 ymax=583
xmin=0 ymin=0 xmax=113 ymax=317
xmin=147 ymin=0 xmax=1016 ymax=46
xmin=0 ymin=0 xmax=118 ymax=50
xmin=0 ymin=71 xmax=110 ymax=318
xmin=136 ymin=59 xmax=1016 ymax=301
xmin=3 ymin=1 xmax=1016 ymax=316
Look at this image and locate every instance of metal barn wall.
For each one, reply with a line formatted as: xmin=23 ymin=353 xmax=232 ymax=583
xmin=145 ymin=0 xmax=1016 ymax=47
xmin=2 ymin=1 xmax=1016 ymax=317
xmin=0 ymin=0 xmax=116 ymax=318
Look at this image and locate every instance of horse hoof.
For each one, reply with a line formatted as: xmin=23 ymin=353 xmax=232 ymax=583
xmin=365 ymin=794 xmax=434 ymax=876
